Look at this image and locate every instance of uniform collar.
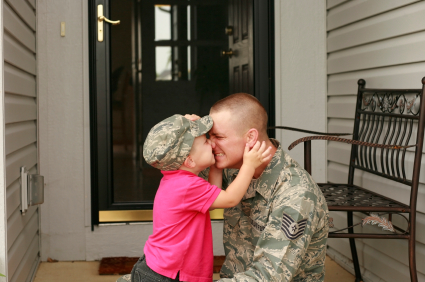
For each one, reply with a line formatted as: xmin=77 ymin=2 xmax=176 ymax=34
xmin=254 ymin=139 xmax=285 ymax=200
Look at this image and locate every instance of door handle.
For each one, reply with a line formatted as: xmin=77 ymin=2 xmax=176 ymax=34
xmin=225 ymin=26 xmax=233 ymax=36
xmin=98 ymin=4 xmax=120 ymax=42
xmin=99 ymin=15 xmax=120 ymax=25
xmin=221 ymin=49 xmax=234 ymax=58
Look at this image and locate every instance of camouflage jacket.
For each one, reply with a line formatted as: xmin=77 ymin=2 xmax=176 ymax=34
xmin=212 ymin=139 xmax=329 ymax=282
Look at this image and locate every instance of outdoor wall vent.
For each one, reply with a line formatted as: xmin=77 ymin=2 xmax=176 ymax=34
xmin=20 ymin=166 xmax=44 ymax=215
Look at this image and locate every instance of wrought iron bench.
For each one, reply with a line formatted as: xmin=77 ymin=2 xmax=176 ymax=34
xmin=272 ymin=78 xmax=425 ymax=282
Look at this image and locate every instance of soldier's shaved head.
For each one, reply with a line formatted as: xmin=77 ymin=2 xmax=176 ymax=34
xmin=210 ymin=93 xmax=268 ymax=136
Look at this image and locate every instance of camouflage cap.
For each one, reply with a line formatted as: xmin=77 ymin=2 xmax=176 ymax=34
xmin=143 ymin=114 xmax=213 ymax=171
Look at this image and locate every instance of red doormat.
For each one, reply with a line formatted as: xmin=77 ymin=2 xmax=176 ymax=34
xmin=99 ymin=257 xmax=138 ymax=275
xmin=213 ymin=256 xmax=226 ymax=273
xmin=98 ymin=256 xmax=226 ymax=275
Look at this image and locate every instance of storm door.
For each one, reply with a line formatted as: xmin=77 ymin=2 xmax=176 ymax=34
xmin=89 ymin=0 xmax=274 ymax=225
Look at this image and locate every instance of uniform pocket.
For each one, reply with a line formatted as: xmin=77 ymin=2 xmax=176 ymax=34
xmin=224 ymin=206 xmax=241 ymax=227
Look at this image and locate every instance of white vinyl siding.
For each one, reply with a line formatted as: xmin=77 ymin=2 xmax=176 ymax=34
xmin=3 ymin=0 xmax=39 ymax=281
xmin=326 ymin=0 xmax=425 ymax=281
xmin=274 ymin=0 xmax=327 ymax=183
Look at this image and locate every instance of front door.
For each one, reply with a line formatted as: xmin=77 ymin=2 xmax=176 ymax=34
xmin=89 ymin=0 xmax=274 ymax=225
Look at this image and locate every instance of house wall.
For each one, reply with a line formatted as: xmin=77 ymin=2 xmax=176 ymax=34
xmin=326 ymin=0 xmax=425 ymax=281
xmin=0 ymin=1 xmax=6 ymax=279
xmin=2 ymin=0 xmax=40 ymax=281
xmin=274 ymin=0 xmax=327 ymax=183
xmin=38 ymin=0 xmax=90 ymax=262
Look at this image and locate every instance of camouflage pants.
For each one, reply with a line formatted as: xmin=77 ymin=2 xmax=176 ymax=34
xmin=116 ymin=273 xmax=131 ymax=282
xmin=116 ymin=255 xmax=180 ymax=282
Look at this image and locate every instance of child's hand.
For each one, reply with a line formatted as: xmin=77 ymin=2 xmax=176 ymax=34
xmin=243 ymin=141 xmax=273 ymax=169
xmin=183 ymin=114 xmax=201 ymax=121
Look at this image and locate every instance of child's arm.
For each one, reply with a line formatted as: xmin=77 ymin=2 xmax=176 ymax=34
xmin=208 ymin=165 xmax=222 ymax=210
xmin=210 ymin=141 xmax=272 ymax=209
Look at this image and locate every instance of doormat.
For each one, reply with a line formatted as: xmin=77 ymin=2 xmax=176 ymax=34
xmin=213 ymin=256 xmax=226 ymax=273
xmin=99 ymin=257 xmax=138 ymax=275
xmin=99 ymin=256 xmax=226 ymax=275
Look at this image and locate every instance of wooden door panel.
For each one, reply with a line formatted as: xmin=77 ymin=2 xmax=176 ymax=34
xmin=242 ymin=64 xmax=249 ymax=93
xmin=232 ymin=0 xmax=240 ymax=43
xmin=228 ymin=0 xmax=252 ymax=95
xmin=241 ymin=0 xmax=249 ymax=39
xmin=233 ymin=66 xmax=240 ymax=93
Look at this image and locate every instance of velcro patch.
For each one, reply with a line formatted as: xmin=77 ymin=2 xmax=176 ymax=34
xmin=281 ymin=214 xmax=307 ymax=240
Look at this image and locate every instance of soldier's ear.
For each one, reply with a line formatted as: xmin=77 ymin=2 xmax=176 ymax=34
xmin=183 ymin=156 xmax=196 ymax=168
xmin=245 ymin=128 xmax=259 ymax=148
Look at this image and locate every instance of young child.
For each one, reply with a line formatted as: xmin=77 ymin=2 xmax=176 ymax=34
xmin=130 ymin=114 xmax=272 ymax=282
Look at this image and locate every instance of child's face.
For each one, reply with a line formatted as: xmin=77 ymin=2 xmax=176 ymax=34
xmin=189 ymin=134 xmax=215 ymax=170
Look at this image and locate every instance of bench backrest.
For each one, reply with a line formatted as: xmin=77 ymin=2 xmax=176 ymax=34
xmin=349 ymin=78 xmax=425 ymax=201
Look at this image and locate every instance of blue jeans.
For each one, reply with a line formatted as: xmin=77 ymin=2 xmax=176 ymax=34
xmin=131 ymin=255 xmax=180 ymax=282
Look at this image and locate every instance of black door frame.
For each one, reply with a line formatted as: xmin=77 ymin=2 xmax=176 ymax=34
xmin=88 ymin=0 xmax=275 ymax=227
xmin=253 ymin=0 xmax=275 ymax=139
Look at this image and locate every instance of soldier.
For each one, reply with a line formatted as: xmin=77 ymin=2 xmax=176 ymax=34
xmin=193 ymin=93 xmax=329 ymax=281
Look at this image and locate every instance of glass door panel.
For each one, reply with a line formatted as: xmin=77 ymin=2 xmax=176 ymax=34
xmin=109 ymin=0 xmax=229 ymax=204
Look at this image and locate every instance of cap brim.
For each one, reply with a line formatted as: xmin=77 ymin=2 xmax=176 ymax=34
xmin=192 ymin=115 xmax=213 ymax=137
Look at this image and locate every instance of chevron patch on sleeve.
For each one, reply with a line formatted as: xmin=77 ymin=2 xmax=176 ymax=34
xmin=281 ymin=214 xmax=307 ymax=240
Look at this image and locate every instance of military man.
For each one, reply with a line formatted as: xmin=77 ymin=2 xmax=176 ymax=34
xmin=196 ymin=93 xmax=329 ymax=281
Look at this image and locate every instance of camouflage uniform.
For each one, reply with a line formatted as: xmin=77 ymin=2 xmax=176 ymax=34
xmin=204 ymin=139 xmax=329 ymax=282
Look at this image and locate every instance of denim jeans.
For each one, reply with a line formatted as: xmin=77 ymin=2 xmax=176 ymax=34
xmin=131 ymin=255 xmax=180 ymax=282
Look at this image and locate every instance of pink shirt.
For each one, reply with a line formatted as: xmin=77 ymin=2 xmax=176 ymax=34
xmin=144 ymin=170 xmax=221 ymax=282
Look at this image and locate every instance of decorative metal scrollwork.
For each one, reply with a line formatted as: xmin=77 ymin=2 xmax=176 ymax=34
xmin=361 ymin=92 xmax=421 ymax=116
xmin=407 ymin=94 xmax=420 ymax=115
xmin=361 ymin=94 xmax=376 ymax=111
xmin=378 ymin=93 xmax=397 ymax=113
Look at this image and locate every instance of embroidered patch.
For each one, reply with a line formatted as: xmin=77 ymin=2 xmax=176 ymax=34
xmin=249 ymin=217 xmax=265 ymax=232
xmin=281 ymin=214 xmax=307 ymax=240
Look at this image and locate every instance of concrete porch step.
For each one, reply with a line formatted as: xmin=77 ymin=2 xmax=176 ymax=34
xmin=33 ymin=256 xmax=354 ymax=281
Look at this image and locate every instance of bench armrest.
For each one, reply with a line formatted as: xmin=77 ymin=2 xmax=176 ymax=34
xmin=271 ymin=126 xmax=416 ymax=175
xmin=270 ymin=126 xmax=351 ymax=175
xmin=288 ymin=135 xmax=416 ymax=151
xmin=269 ymin=126 xmax=351 ymax=136
xmin=288 ymin=135 xmax=416 ymax=175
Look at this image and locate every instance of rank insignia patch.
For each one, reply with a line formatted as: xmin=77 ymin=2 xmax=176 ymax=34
xmin=281 ymin=214 xmax=307 ymax=240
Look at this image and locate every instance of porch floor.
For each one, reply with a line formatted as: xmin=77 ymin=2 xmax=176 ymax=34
xmin=33 ymin=256 xmax=354 ymax=281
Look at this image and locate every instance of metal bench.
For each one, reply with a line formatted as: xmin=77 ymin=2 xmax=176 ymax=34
xmin=273 ymin=77 xmax=425 ymax=282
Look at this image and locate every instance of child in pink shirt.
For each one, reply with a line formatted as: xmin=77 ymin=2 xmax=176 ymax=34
xmin=129 ymin=114 xmax=271 ymax=282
